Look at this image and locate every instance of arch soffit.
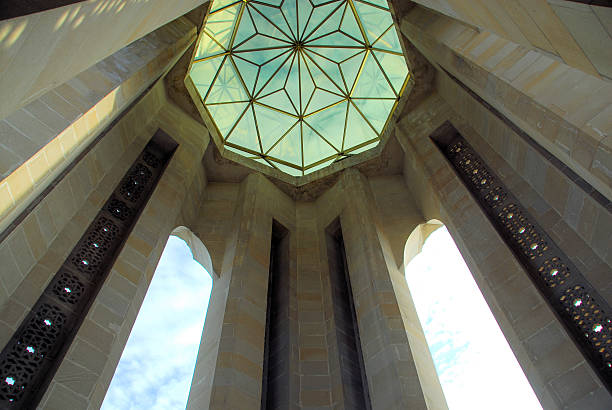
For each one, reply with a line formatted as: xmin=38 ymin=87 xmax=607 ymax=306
xmin=171 ymin=226 xmax=218 ymax=278
xmin=403 ymin=219 xmax=444 ymax=272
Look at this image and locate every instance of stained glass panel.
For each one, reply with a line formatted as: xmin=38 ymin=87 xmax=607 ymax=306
xmin=189 ymin=0 xmax=409 ymax=175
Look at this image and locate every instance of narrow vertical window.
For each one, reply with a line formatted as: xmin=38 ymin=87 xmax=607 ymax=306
xmin=405 ymin=226 xmax=542 ymax=409
xmin=261 ymin=221 xmax=290 ymax=410
xmin=326 ymin=221 xmax=371 ymax=410
xmin=101 ymin=235 xmax=213 ymax=410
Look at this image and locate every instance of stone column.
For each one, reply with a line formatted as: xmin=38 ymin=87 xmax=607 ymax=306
xmin=0 ymin=16 xmax=196 ymax=234
xmin=396 ymin=93 xmax=612 ymax=408
xmin=187 ymin=174 xmax=292 ymax=409
xmin=0 ymin=0 xmax=206 ymax=119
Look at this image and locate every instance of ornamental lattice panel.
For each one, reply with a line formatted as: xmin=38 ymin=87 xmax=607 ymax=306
xmin=0 ymin=130 xmax=176 ymax=409
xmin=441 ymin=133 xmax=612 ymax=393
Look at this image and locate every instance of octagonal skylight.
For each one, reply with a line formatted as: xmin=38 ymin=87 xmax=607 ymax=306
xmin=188 ymin=0 xmax=409 ymax=176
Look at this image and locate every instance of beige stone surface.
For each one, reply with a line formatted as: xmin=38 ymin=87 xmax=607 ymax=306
xmin=0 ymin=16 xmax=197 ymax=237
xmin=0 ymin=0 xmax=207 ymax=119
xmin=400 ymin=5 xmax=612 ymax=204
xmin=0 ymin=3 xmax=610 ymax=409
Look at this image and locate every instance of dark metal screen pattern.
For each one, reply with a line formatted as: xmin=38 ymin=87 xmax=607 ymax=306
xmin=0 ymin=132 xmax=176 ymax=409
xmin=441 ymin=135 xmax=612 ymax=392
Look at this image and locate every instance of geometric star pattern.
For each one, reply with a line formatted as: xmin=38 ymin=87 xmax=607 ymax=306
xmin=188 ymin=0 xmax=409 ymax=176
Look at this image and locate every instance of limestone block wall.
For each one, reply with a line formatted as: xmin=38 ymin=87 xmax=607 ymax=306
xmin=313 ymin=170 xmax=430 ymax=409
xmin=434 ymin=70 xmax=612 ymax=303
xmin=405 ymin=0 xmax=609 ymax=78
xmin=0 ymin=81 xmax=163 ymax=331
xmin=0 ymin=0 xmax=207 ymax=119
xmin=186 ymin=174 xmax=297 ymax=409
xmin=0 ymin=15 xmax=197 ymax=236
xmin=0 ymin=79 xmax=212 ymax=408
xmin=547 ymin=1 xmax=612 ymax=79
xmin=182 ymin=167 xmax=446 ymax=409
xmin=396 ymin=92 xmax=612 ymax=408
xmin=399 ymin=4 xmax=612 ymax=203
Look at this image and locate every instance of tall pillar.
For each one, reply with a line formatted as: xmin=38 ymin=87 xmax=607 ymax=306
xmin=396 ymin=93 xmax=612 ymax=408
xmin=0 ymin=0 xmax=206 ymax=119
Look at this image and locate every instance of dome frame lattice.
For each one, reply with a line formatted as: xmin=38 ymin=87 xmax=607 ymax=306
xmin=187 ymin=0 xmax=410 ymax=176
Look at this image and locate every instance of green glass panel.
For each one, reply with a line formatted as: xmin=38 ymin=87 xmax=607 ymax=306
xmin=352 ymin=52 xmax=395 ymax=98
xmin=304 ymin=4 xmax=343 ymax=42
xmin=306 ymin=101 xmax=348 ymax=150
xmin=373 ymin=50 xmax=408 ymax=94
xmin=302 ymin=122 xmax=338 ymax=166
xmin=339 ymin=50 xmax=366 ymax=93
xmin=211 ymin=0 xmax=241 ymax=13
xmin=195 ymin=32 xmax=224 ymax=60
xmin=307 ymin=31 xmax=363 ymax=48
xmin=249 ymin=4 xmax=293 ymax=41
xmin=236 ymin=43 xmax=289 ymax=66
xmin=353 ymin=1 xmax=393 ymax=44
xmin=258 ymin=52 xmax=293 ymax=97
xmin=280 ymin=0 xmax=298 ymax=40
xmin=305 ymin=158 xmax=336 ymax=174
xmin=257 ymin=89 xmax=298 ymax=115
xmin=206 ymin=101 xmax=249 ymax=137
xmin=205 ymin=3 xmax=241 ymax=49
xmin=226 ymin=105 xmax=261 ymax=152
xmin=344 ymin=103 xmax=378 ymax=150
xmin=233 ymin=56 xmax=259 ymax=95
xmin=303 ymin=51 xmax=345 ymax=93
xmin=300 ymin=54 xmax=316 ymax=110
xmin=268 ymin=124 xmax=302 ymax=166
xmin=297 ymin=1 xmax=313 ymax=40
xmin=340 ymin=3 xmax=365 ymax=43
xmin=303 ymin=55 xmax=344 ymax=94
xmin=254 ymin=104 xmax=297 ymax=152
xmin=302 ymin=1 xmax=343 ymax=40
xmin=272 ymin=162 xmax=303 ymax=176
xmin=312 ymin=0 xmax=339 ymax=5
xmin=235 ymin=33 xmax=291 ymax=51
xmin=190 ymin=57 xmax=223 ymax=99
xmin=351 ymin=98 xmax=394 ymax=134
xmin=286 ymin=55 xmax=301 ymax=112
xmin=347 ymin=140 xmax=378 ymax=155
xmin=373 ymin=26 xmax=402 ymax=53
xmin=206 ymin=57 xmax=250 ymax=103
xmin=257 ymin=0 xmax=283 ymax=6
xmin=305 ymin=89 xmax=345 ymax=116
xmin=357 ymin=0 xmax=389 ymax=10
xmin=307 ymin=45 xmax=362 ymax=64
xmin=233 ymin=8 xmax=257 ymax=48
xmin=256 ymin=52 xmax=293 ymax=96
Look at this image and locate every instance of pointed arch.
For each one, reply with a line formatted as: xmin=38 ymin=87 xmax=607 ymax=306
xmin=403 ymin=222 xmax=542 ymax=409
xmin=172 ymin=226 xmax=217 ymax=278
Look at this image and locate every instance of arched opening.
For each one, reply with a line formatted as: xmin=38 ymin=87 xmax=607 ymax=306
xmin=101 ymin=230 xmax=213 ymax=409
xmin=404 ymin=222 xmax=542 ymax=409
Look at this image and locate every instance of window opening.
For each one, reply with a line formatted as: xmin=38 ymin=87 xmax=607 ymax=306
xmin=101 ymin=236 xmax=213 ymax=410
xmin=188 ymin=0 xmax=410 ymax=176
xmin=405 ymin=226 xmax=542 ymax=410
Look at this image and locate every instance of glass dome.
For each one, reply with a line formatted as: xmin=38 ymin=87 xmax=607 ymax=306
xmin=188 ymin=0 xmax=409 ymax=176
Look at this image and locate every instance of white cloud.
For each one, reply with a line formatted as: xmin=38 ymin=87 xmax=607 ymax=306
xmin=405 ymin=227 xmax=542 ymax=410
xmin=101 ymin=236 xmax=213 ymax=410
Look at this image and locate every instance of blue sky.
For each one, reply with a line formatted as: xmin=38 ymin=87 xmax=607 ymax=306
xmin=101 ymin=236 xmax=213 ymax=410
xmin=103 ymin=227 xmax=542 ymax=409
xmin=405 ymin=226 xmax=542 ymax=409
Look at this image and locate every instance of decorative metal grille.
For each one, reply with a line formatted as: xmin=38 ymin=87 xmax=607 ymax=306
xmin=442 ymin=135 xmax=612 ymax=392
xmin=0 ymin=131 xmax=176 ymax=408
